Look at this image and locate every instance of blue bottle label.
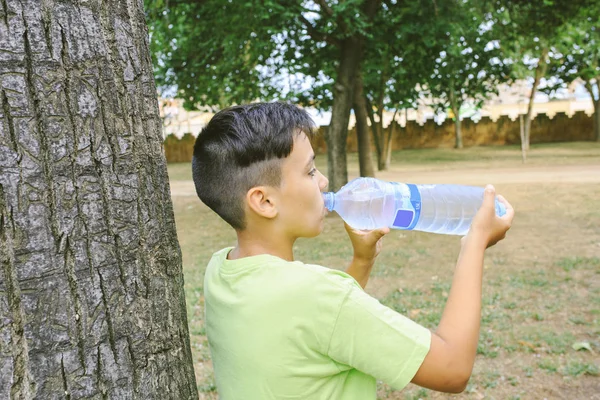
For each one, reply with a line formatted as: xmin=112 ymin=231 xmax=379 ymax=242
xmin=392 ymin=209 xmax=414 ymax=228
xmin=391 ymin=183 xmax=421 ymax=230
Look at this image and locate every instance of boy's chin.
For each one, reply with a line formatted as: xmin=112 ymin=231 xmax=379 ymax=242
xmin=302 ymin=224 xmax=324 ymax=238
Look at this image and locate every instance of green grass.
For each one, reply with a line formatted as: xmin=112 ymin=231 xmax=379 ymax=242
xmin=170 ymin=142 xmax=600 ymax=400
xmin=562 ymin=361 xmax=600 ymax=377
xmin=555 ymin=256 xmax=600 ymax=272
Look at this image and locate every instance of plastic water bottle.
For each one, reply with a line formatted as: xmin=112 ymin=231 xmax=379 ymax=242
xmin=323 ymin=177 xmax=506 ymax=236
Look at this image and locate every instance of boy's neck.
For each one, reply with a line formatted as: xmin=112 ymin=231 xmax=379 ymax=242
xmin=229 ymin=229 xmax=295 ymax=262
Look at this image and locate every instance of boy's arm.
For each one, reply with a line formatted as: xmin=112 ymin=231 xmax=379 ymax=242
xmin=411 ymin=186 xmax=514 ymax=393
xmin=344 ymin=224 xmax=390 ymax=289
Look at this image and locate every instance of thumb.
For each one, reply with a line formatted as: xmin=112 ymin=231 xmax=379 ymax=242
xmin=376 ymin=227 xmax=391 ymax=237
xmin=482 ymin=184 xmax=496 ymax=209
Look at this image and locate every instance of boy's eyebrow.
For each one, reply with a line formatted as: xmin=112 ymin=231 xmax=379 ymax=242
xmin=305 ymin=154 xmax=316 ymax=169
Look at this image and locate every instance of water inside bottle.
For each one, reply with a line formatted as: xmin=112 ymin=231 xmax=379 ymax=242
xmin=339 ymin=191 xmax=394 ymax=230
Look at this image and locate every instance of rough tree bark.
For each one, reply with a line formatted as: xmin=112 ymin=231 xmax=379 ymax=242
xmin=0 ymin=0 xmax=198 ymax=398
xmin=352 ymin=75 xmax=375 ymax=177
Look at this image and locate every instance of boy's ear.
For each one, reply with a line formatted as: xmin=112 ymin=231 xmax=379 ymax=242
xmin=246 ymin=186 xmax=278 ymax=219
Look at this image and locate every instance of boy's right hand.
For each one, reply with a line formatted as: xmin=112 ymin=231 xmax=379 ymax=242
xmin=463 ymin=185 xmax=514 ymax=248
xmin=344 ymin=222 xmax=390 ymax=263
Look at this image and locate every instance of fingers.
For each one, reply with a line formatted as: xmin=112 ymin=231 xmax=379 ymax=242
xmin=496 ymin=194 xmax=515 ymax=222
xmin=344 ymin=222 xmax=390 ymax=237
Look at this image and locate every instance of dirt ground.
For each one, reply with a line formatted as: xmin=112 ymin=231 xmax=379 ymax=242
xmin=171 ymin=158 xmax=600 ymax=400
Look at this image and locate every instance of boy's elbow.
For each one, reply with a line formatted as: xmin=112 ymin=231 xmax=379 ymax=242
xmin=445 ymin=370 xmax=472 ymax=393
xmin=446 ymin=379 xmax=468 ymax=394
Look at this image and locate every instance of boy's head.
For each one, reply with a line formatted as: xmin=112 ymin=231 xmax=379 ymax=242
xmin=192 ymin=102 xmax=327 ymax=233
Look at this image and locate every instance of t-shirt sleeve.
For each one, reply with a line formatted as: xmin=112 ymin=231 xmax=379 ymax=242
xmin=326 ymin=284 xmax=431 ymax=390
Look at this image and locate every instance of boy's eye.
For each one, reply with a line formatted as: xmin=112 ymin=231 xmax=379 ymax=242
xmin=308 ymin=168 xmax=317 ymax=177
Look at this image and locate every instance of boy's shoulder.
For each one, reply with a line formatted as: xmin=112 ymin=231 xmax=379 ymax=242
xmin=207 ymin=247 xmax=361 ymax=292
xmin=292 ymin=260 xmax=360 ymax=290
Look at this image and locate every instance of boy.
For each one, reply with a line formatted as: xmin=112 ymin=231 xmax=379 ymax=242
xmin=192 ymin=102 xmax=514 ymax=399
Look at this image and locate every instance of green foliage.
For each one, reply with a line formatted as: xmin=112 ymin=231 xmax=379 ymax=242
xmin=424 ymin=2 xmax=509 ymax=115
xmin=145 ymin=0 xmax=298 ymax=109
xmin=361 ymin=1 xmax=446 ymax=112
xmin=145 ymin=0 xmax=509 ymax=114
xmin=544 ymin=4 xmax=600 ymax=101
xmin=494 ymin=0 xmax=591 ymax=73
xmin=144 ymin=0 xmax=382 ymax=110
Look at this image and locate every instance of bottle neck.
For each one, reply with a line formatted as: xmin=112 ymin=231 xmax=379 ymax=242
xmin=322 ymin=192 xmax=335 ymax=211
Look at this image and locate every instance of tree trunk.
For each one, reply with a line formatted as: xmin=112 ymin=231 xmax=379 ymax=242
xmin=519 ymin=114 xmax=527 ymax=163
xmin=453 ymin=116 xmax=463 ymax=149
xmin=448 ymin=96 xmax=462 ymax=149
xmin=448 ymin=82 xmax=463 ymax=149
xmin=364 ymin=97 xmax=384 ymax=170
xmin=383 ymin=110 xmax=398 ymax=170
xmin=524 ymin=47 xmax=549 ymax=151
xmin=326 ymin=37 xmax=363 ymax=191
xmin=325 ymin=0 xmax=380 ymax=191
xmin=595 ymin=99 xmax=600 ymax=142
xmin=583 ymin=79 xmax=600 ymax=142
xmin=0 ymin=1 xmax=198 ymax=398
xmin=352 ymin=75 xmax=375 ymax=177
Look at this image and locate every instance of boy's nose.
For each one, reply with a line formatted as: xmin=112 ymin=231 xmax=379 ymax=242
xmin=319 ymin=172 xmax=329 ymax=191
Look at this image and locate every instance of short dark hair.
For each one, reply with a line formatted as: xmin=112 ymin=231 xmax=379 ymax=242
xmin=192 ymin=102 xmax=317 ymax=230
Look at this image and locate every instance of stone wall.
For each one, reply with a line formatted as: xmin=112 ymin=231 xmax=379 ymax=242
xmin=166 ymin=110 xmax=596 ymax=162
xmin=311 ymin=110 xmax=595 ymax=153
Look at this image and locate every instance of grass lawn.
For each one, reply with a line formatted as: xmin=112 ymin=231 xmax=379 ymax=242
xmin=169 ymin=142 xmax=600 ymax=399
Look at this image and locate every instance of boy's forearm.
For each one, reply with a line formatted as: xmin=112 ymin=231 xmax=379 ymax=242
xmin=435 ymin=234 xmax=487 ymax=373
xmin=346 ymin=256 xmax=375 ymax=289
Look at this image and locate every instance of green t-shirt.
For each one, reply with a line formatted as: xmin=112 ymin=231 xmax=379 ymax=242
xmin=204 ymin=247 xmax=431 ymax=400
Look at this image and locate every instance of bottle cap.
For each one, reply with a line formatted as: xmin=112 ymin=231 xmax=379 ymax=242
xmin=322 ymin=192 xmax=335 ymax=211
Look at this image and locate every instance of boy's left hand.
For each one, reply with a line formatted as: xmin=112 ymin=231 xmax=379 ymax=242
xmin=344 ymin=222 xmax=390 ymax=263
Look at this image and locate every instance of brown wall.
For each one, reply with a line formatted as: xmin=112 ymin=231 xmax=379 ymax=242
xmin=165 ymin=110 xmax=595 ymax=162
xmin=164 ymin=133 xmax=196 ymax=163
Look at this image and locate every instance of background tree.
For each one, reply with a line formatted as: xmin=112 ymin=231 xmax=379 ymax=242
xmin=425 ymin=2 xmax=507 ymax=149
xmin=545 ymin=4 xmax=600 ymax=142
xmin=362 ymin=1 xmax=445 ymax=170
xmin=495 ymin=0 xmax=593 ymax=158
xmin=146 ymin=0 xmax=384 ymax=191
xmin=0 ymin=0 xmax=197 ymax=397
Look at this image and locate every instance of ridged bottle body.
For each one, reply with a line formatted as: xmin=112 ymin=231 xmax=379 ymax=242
xmin=323 ymin=178 xmax=505 ymax=236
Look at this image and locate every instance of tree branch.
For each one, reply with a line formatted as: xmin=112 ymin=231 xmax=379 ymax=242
xmin=298 ymin=15 xmax=340 ymax=46
xmin=363 ymin=0 xmax=383 ymax=19
xmin=315 ymin=0 xmax=351 ymax=34
xmin=583 ymin=79 xmax=599 ymax=104
xmin=315 ymin=0 xmax=334 ymax=17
